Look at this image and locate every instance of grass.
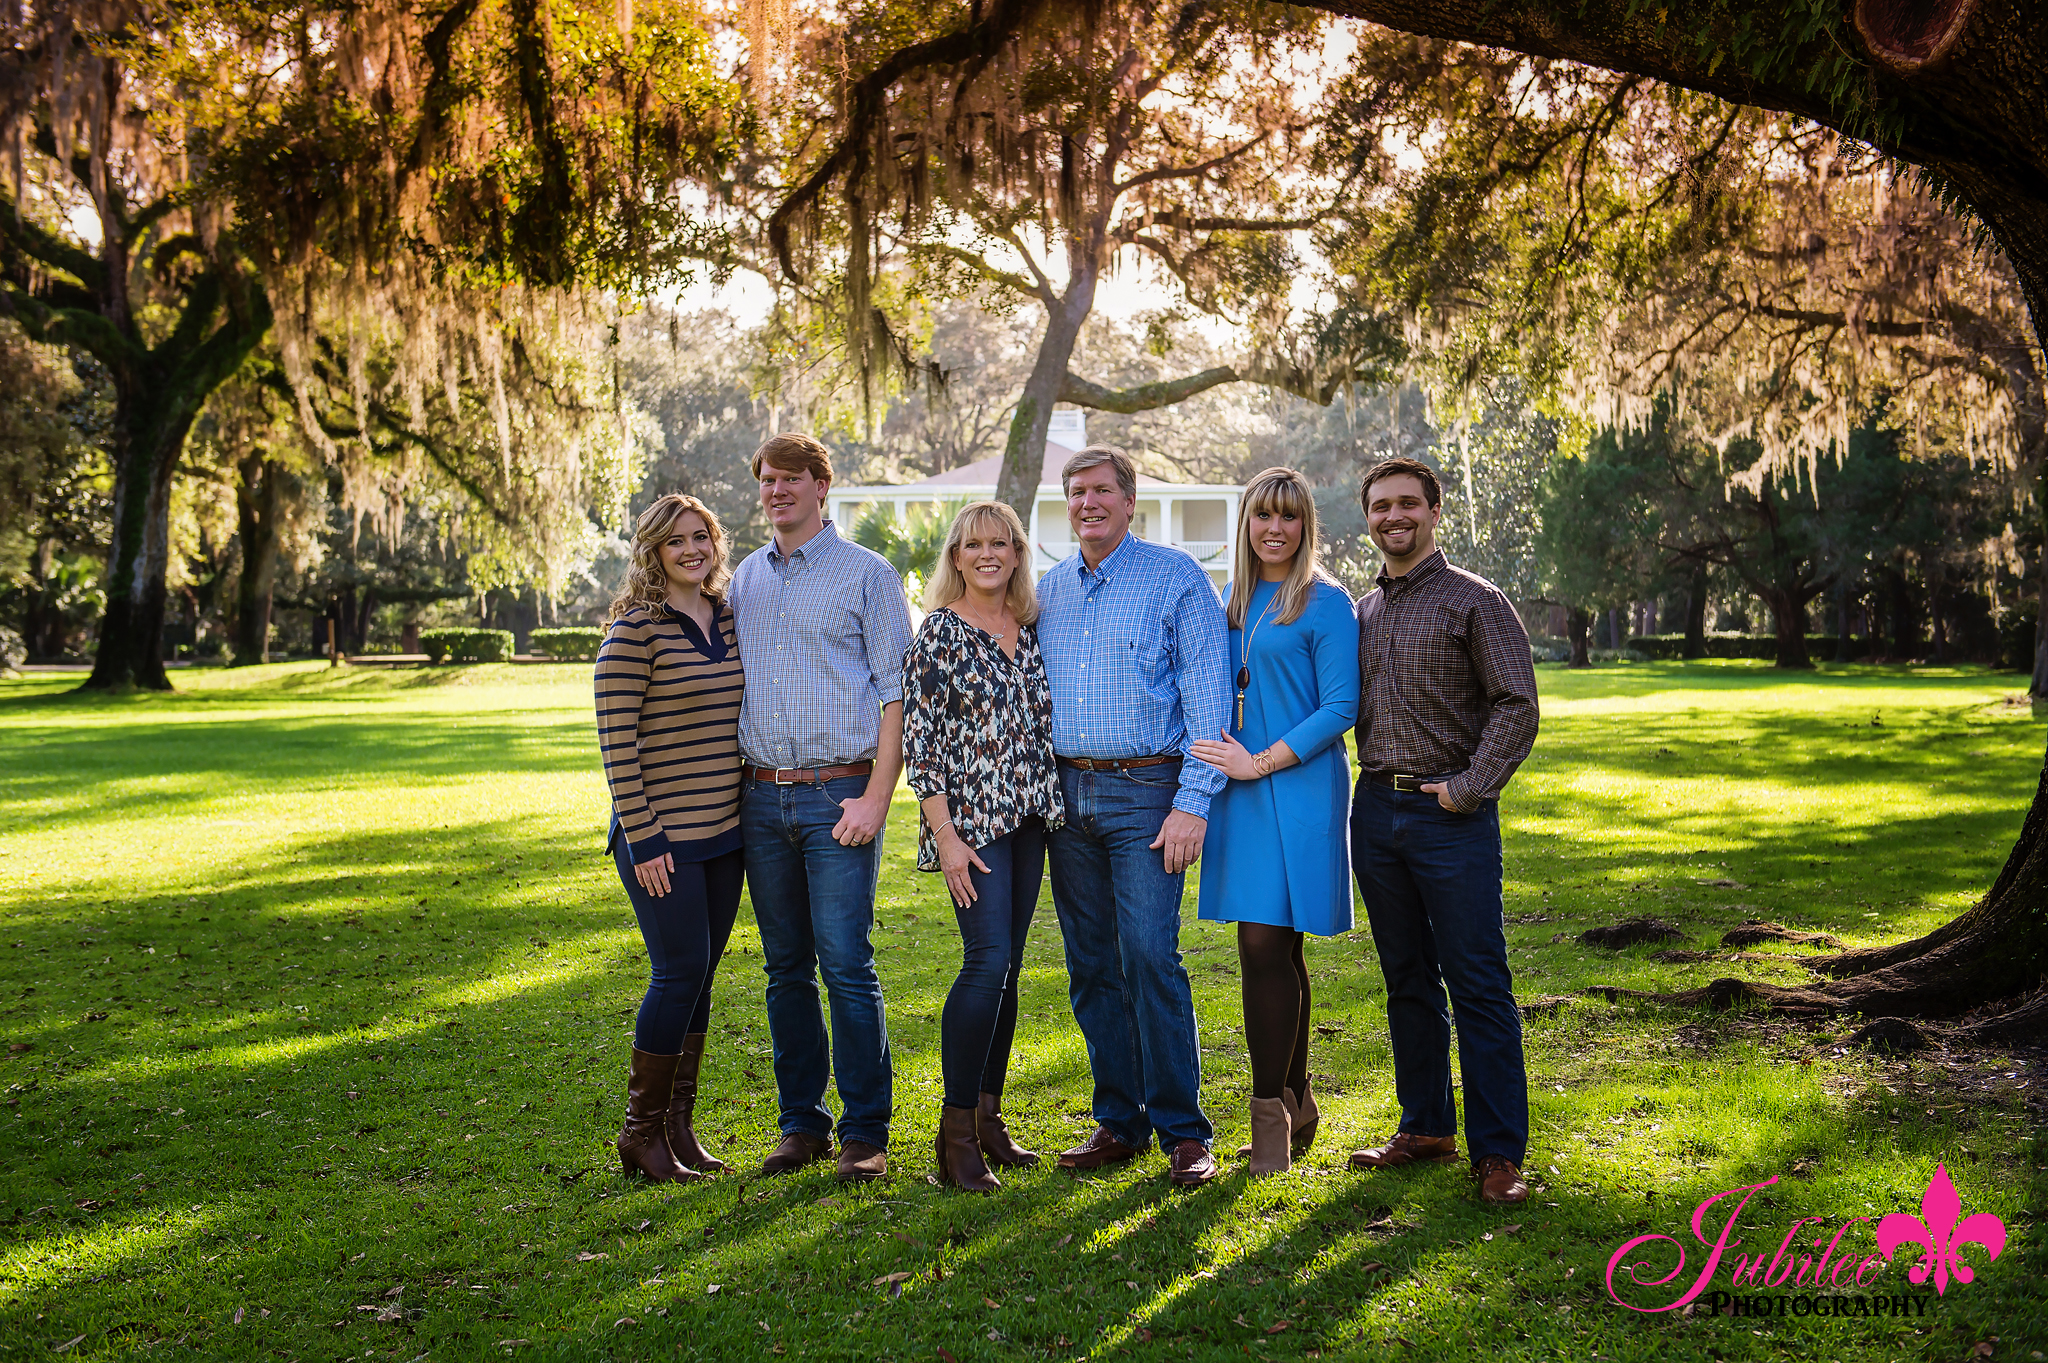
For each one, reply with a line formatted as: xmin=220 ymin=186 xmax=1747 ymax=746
xmin=0 ymin=658 xmax=2042 ymax=1363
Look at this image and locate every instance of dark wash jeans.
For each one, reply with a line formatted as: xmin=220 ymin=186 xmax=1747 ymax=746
xmin=1350 ymin=780 xmax=1529 ymax=1165
xmin=610 ymin=832 xmax=744 ymax=1054
xmin=1047 ymin=762 xmax=1212 ymax=1151
xmin=741 ymin=774 xmax=893 ymax=1149
xmin=941 ymin=817 xmax=1046 ymax=1109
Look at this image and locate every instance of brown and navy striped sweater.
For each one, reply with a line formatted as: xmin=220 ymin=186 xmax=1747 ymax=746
xmin=596 ymin=601 xmax=744 ymax=864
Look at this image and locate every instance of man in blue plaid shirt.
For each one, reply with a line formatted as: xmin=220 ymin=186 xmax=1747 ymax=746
xmin=1035 ymin=445 xmax=1231 ymax=1187
xmin=731 ymin=433 xmax=913 ymax=1184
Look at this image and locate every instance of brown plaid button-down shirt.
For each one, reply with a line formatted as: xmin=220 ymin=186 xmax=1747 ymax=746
xmin=1354 ymin=549 xmax=1539 ymax=812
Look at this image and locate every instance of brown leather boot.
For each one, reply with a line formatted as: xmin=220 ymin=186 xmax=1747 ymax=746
xmin=936 ymin=1106 xmax=999 ymax=1192
xmin=976 ymin=1092 xmax=1039 ymax=1167
xmin=617 ymin=1048 xmax=699 ymax=1183
xmin=666 ymin=1033 xmax=726 ymax=1174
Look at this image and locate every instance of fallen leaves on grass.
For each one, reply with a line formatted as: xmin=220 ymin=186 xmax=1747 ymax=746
xmin=873 ymin=1273 xmax=913 ymax=1286
xmin=1267 ymin=1321 xmax=1291 ymax=1334
xmin=575 ymin=1252 xmax=607 ymax=1262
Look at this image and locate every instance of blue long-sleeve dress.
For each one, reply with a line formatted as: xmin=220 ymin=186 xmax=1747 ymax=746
xmin=1196 ymin=577 xmax=1361 ymax=934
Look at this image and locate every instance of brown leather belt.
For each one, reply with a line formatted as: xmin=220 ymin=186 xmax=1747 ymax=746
xmin=1058 ymin=754 xmax=1180 ymax=772
xmin=744 ymin=761 xmax=874 ymax=785
xmin=1366 ymin=770 xmax=1459 ymax=792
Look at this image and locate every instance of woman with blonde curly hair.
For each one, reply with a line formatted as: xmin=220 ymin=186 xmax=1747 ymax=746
xmin=595 ymin=493 xmax=744 ymax=1182
xmin=902 ymin=501 xmax=1064 ymax=1191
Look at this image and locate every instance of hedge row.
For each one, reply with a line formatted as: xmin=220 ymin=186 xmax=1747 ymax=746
xmin=1627 ymin=633 xmax=1873 ymax=660
xmin=418 ymin=628 xmax=515 ymax=663
xmin=529 ymin=627 xmax=604 ymax=660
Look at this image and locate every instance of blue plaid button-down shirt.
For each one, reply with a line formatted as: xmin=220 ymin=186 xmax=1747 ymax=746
xmin=732 ymin=521 xmax=914 ymax=769
xmin=1035 ymin=532 xmax=1231 ymax=818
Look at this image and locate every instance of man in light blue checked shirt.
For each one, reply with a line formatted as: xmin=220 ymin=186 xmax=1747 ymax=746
xmin=1035 ymin=445 xmax=1231 ymax=1187
xmin=730 ymin=433 xmax=913 ymax=1184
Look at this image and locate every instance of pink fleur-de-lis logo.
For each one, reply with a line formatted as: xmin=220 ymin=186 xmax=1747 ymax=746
xmin=1875 ymin=1163 xmax=2006 ymax=1295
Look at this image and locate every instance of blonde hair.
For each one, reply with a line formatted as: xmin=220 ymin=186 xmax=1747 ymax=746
xmin=1227 ymin=467 xmax=1322 ymax=628
xmin=921 ymin=501 xmax=1040 ymax=626
xmin=608 ymin=494 xmax=731 ymax=622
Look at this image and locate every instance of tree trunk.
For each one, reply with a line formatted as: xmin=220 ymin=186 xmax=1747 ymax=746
xmin=1682 ymin=568 xmax=1708 ymax=657
xmin=2034 ymin=532 xmax=2048 ymax=694
xmin=85 ymin=399 xmax=186 ymax=691
xmin=232 ymin=455 xmax=282 ymax=666
xmin=994 ymin=285 xmax=1093 ymax=520
xmin=1887 ymin=568 xmax=1917 ymax=659
xmin=1833 ymin=581 xmax=1853 ymax=663
xmin=1566 ymin=607 xmax=1593 ymax=668
xmin=1764 ymin=588 xmax=1814 ymax=668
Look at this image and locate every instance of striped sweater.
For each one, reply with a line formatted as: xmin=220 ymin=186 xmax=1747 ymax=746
xmin=595 ymin=601 xmax=744 ymax=864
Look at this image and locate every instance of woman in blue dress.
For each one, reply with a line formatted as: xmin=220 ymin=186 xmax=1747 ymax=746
xmin=1191 ymin=466 xmax=1360 ymax=1175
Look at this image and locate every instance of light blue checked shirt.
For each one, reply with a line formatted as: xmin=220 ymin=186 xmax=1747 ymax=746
xmin=1035 ymin=532 xmax=1231 ymax=818
xmin=732 ymin=521 xmax=913 ymax=769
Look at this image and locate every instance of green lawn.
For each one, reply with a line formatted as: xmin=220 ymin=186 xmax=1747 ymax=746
xmin=0 ymin=659 xmax=2042 ymax=1362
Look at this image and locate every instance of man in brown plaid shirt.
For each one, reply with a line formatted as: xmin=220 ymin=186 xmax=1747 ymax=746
xmin=1344 ymin=456 xmax=1539 ymax=1205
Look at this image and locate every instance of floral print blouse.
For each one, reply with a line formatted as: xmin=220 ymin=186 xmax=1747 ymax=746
xmin=902 ymin=606 xmax=1065 ymax=870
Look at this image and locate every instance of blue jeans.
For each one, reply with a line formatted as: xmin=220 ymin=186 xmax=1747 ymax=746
xmin=941 ymin=818 xmax=1046 ymax=1109
xmin=1047 ymin=762 xmax=1211 ymax=1150
xmin=741 ymin=775 xmax=892 ymax=1149
xmin=1350 ymin=780 xmax=1528 ymax=1165
xmin=611 ymin=835 xmax=744 ymax=1054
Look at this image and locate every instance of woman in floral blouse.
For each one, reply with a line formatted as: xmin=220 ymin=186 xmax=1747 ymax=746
xmin=903 ymin=501 xmax=1064 ymax=1193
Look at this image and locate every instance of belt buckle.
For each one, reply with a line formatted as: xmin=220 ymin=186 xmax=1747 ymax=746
xmin=1394 ymin=772 xmax=1420 ymax=792
xmin=774 ymin=766 xmax=802 ymax=785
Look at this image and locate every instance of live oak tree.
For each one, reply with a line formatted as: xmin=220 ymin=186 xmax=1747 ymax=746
xmin=778 ymin=0 xmax=2048 ymax=1034
xmin=761 ymin=0 xmax=1408 ymax=515
xmin=1302 ymin=0 xmax=2048 ymax=1039
xmin=1 ymin=0 xmax=738 ymax=688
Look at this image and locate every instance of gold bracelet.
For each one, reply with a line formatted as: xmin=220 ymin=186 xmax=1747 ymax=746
xmin=1253 ymin=749 xmax=1271 ymax=778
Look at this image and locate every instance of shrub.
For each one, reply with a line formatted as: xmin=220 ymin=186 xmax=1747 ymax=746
xmin=0 ymin=625 xmax=23 ymax=671
xmin=1628 ymin=632 xmax=1873 ymax=661
xmin=418 ymin=628 xmax=514 ymax=664
xmin=529 ymin=627 xmax=604 ymax=660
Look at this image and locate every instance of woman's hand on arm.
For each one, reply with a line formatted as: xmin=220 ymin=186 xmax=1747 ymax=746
xmin=1189 ymin=730 xmax=1297 ymax=781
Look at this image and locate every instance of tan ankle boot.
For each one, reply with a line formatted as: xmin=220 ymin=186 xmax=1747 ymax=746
xmin=1287 ymin=1080 xmax=1319 ymax=1155
xmin=1247 ymin=1096 xmax=1292 ymax=1176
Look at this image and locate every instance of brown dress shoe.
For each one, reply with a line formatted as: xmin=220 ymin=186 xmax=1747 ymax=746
xmin=836 ymin=1140 xmax=888 ymax=1182
xmin=1167 ymin=1139 xmax=1217 ymax=1186
xmin=1348 ymin=1131 xmax=1460 ymax=1170
xmin=667 ymin=1033 xmax=726 ymax=1174
xmin=617 ymin=1048 xmax=701 ymax=1184
xmin=1475 ymin=1155 xmax=1529 ymax=1205
xmin=936 ymin=1106 xmax=999 ymax=1192
xmin=1057 ymin=1126 xmax=1141 ymax=1170
xmin=977 ymin=1092 xmax=1040 ymax=1167
xmin=760 ymin=1130 xmax=832 ymax=1176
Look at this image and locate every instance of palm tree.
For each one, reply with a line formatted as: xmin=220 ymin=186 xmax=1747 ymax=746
xmin=851 ymin=502 xmax=964 ymax=594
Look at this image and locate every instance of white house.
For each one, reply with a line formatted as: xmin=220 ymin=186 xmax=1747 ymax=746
xmin=828 ymin=411 xmax=1244 ymax=585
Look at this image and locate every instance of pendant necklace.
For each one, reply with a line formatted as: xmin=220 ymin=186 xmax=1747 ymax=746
xmin=1234 ymin=588 xmax=1278 ymax=731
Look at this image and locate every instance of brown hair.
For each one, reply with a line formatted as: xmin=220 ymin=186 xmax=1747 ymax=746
xmin=921 ymin=502 xmax=1040 ymax=626
xmin=1227 ymin=467 xmax=1323 ymax=628
xmin=1360 ymin=456 xmax=1442 ymax=511
xmin=1061 ymin=445 xmax=1138 ymax=500
xmin=750 ymin=432 xmax=835 ymax=484
xmin=607 ymin=494 xmax=731 ymax=621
